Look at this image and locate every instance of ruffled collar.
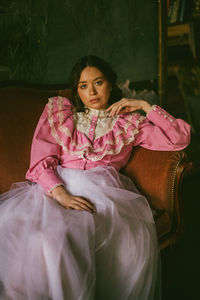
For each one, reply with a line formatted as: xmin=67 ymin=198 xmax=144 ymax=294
xmin=47 ymin=96 xmax=145 ymax=162
xmin=84 ymin=107 xmax=110 ymax=118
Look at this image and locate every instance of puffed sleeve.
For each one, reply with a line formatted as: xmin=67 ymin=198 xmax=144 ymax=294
xmin=26 ymin=101 xmax=64 ymax=194
xmin=133 ymin=105 xmax=191 ymax=150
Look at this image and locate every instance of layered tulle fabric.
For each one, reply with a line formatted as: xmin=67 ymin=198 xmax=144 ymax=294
xmin=0 ymin=166 xmax=161 ymax=300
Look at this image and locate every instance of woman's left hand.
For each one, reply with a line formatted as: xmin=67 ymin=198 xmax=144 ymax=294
xmin=106 ymin=98 xmax=152 ymax=117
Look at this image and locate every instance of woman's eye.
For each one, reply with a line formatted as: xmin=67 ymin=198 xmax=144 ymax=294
xmin=95 ymin=81 xmax=103 ymax=86
xmin=80 ymin=84 xmax=87 ymax=89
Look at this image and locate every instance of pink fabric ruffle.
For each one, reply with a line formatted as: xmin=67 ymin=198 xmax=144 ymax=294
xmin=47 ymin=96 xmax=145 ymax=161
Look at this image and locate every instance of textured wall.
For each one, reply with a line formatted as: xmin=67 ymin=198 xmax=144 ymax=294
xmin=0 ymin=0 xmax=158 ymax=84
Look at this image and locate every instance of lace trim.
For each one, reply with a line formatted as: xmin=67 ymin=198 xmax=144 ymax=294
xmin=48 ymin=97 xmax=92 ymax=153
xmin=78 ymin=127 xmax=140 ymax=161
xmin=75 ymin=112 xmax=90 ymax=138
xmin=136 ymin=116 xmax=146 ymax=127
xmin=75 ymin=111 xmax=119 ymax=140
xmin=48 ymin=99 xmax=68 ymax=151
xmin=47 ymin=96 xmax=145 ymax=161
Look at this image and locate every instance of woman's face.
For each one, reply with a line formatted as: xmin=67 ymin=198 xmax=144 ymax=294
xmin=77 ymin=66 xmax=112 ymax=109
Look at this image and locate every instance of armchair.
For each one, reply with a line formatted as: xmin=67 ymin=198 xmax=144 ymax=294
xmin=0 ymin=84 xmax=192 ymax=250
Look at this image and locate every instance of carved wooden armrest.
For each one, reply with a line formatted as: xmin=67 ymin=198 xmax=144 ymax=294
xmin=122 ymin=146 xmax=192 ymax=249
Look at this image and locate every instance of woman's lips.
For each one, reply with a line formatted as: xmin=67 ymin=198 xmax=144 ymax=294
xmin=90 ymin=98 xmax=100 ymax=103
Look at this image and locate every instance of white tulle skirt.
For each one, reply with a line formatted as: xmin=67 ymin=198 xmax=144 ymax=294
xmin=0 ymin=165 xmax=161 ymax=300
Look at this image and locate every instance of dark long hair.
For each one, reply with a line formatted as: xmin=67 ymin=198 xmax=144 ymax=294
xmin=68 ymin=55 xmax=122 ymax=111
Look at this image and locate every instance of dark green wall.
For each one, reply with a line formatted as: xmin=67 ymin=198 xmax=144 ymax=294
xmin=0 ymin=0 xmax=158 ymax=84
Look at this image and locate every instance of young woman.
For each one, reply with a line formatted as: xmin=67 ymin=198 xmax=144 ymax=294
xmin=0 ymin=55 xmax=190 ymax=300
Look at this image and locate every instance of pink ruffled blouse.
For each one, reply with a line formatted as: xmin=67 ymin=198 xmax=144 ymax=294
xmin=26 ymin=96 xmax=191 ymax=194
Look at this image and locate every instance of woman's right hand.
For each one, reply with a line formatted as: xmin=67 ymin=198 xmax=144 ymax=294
xmin=51 ymin=185 xmax=96 ymax=213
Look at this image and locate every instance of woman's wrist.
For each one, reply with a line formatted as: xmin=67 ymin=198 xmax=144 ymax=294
xmin=140 ymin=100 xmax=152 ymax=114
xmin=51 ymin=185 xmax=69 ymax=201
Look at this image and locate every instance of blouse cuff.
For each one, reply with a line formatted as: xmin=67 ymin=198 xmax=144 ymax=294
xmin=49 ymin=183 xmax=64 ymax=194
xmin=37 ymin=168 xmax=64 ymax=195
xmin=146 ymin=105 xmax=176 ymax=130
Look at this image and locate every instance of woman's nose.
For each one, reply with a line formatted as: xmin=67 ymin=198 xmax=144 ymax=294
xmin=89 ymin=84 xmax=97 ymax=95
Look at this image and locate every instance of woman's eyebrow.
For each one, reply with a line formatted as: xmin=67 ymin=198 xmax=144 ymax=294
xmin=79 ymin=76 xmax=104 ymax=84
xmin=94 ymin=76 xmax=104 ymax=81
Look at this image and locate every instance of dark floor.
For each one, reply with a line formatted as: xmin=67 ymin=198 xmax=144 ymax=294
xmin=162 ymin=133 xmax=200 ymax=300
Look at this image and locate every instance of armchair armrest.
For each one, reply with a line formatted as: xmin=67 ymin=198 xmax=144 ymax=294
xmin=122 ymin=146 xmax=192 ymax=249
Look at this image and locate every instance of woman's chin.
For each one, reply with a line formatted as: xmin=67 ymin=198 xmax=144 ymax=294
xmin=87 ymin=102 xmax=107 ymax=110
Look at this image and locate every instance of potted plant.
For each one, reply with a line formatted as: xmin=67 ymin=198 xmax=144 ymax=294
xmin=177 ymin=64 xmax=200 ymax=134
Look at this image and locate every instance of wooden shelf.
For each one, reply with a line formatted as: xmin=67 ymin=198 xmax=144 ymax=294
xmin=168 ymin=22 xmax=191 ymax=37
xmin=167 ymin=22 xmax=196 ymax=59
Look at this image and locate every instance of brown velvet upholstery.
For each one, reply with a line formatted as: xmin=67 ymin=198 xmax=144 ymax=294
xmin=122 ymin=147 xmax=192 ymax=249
xmin=0 ymin=85 xmax=192 ymax=250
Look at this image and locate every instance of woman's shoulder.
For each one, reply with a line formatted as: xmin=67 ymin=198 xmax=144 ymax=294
xmin=47 ymin=96 xmax=73 ymax=110
xmin=46 ymin=96 xmax=74 ymax=131
xmin=47 ymin=95 xmax=74 ymax=118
